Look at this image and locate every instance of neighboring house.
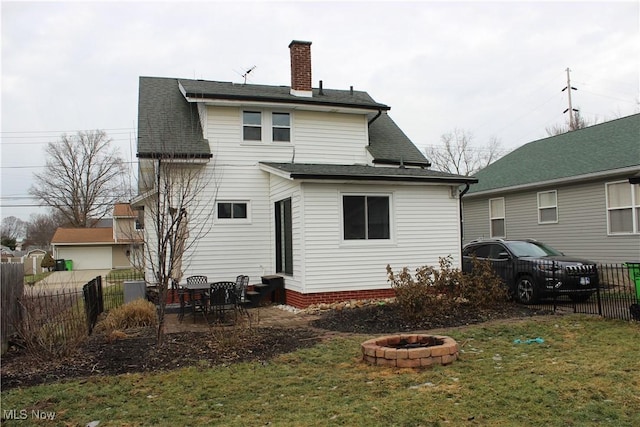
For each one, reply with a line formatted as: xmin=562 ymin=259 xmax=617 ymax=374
xmin=462 ymin=114 xmax=640 ymax=264
xmin=135 ymin=40 xmax=477 ymax=308
xmin=51 ymin=203 xmax=143 ymax=270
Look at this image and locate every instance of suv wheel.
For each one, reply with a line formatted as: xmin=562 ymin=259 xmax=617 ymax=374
xmin=516 ymin=275 xmax=538 ymax=304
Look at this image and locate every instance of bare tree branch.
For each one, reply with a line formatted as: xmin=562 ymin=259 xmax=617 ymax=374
xmin=425 ymin=129 xmax=506 ymax=176
xmin=29 ymin=130 xmax=129 ymax=227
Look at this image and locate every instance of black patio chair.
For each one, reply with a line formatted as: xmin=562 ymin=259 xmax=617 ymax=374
xmin=209 ymin=281 xmax=239 ymax=324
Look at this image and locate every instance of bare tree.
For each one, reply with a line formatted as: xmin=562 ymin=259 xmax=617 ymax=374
xmin=24 ymin=212 xmax=63 ymax=249
xmin=425 ymin=129 xmax=506 ymax=176
xmin=132 ymin=97 xmax=217 ymax=343
xmin=545 ymin=110 xmax=597 ymax=136
xmin=29 ymin=130 xmax=129 ymax=227
xmin=1 ymin=216 xmax=26 ymax=248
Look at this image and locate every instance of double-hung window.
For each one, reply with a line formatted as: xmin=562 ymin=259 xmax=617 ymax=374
xmin=243 ymin=111 xmax=262 ymax=141
xmin=538 ymin=190 xmax=558 ymax=224
xmin=242 ymin=110 xmax=290 ymax=143
xmin=343 ymin=195 xmax=390 ymax=240
xmin=489 ymin=198 xmax=505 ymax=238
xmin=606 ymin=181 xmax=639 ymax=234
xmin=272 ymin=112 xmax=290 ymax=142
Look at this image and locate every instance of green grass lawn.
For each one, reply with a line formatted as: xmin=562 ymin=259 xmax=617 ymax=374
xmin=2 ymin=315 xmax=639 ymax=426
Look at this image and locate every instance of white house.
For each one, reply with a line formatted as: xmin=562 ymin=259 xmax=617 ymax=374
xmin=135 ymin=40 xmax=476 ymax=308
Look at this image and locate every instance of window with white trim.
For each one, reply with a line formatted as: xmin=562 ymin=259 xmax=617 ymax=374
xmin=606 ymin=181 xmax=639 ymax=234
xmin=242 ymin=111 xmax=261 ymax=141
xmin=489 ymin=198 xmax=505 ymax=238
xmin=272 ymin=112 xmax=290 ymax=142
xmin=343 ymin=195 xmax=390 ymax=240
xmin=242 ymin=110 xmax=291 ymax=143
xmin=537 ymin=190 xmax=558 ymax=224
xmin=217 ymin=202 xmax=249 ymax=221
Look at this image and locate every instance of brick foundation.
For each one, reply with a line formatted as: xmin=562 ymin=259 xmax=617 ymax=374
xmin=284 ymin=288 xmax=396 ymax=309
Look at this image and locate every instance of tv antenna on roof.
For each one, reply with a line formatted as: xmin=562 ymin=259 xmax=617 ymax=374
xmin=241 ymin=65 xmax=256 ymax=84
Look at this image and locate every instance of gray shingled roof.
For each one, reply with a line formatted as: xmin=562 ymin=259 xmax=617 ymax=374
xmin=138 ymin=76 xmax=430 ymax=167
xmin=467 ymin=114 xmax=640 ymax=195
xmin=138 ymin=77 xmax=211 ymax=159
xmin=367 ymin=112 xmax=430 ymax=167
xmin=260 ymin=162 xmax=477 ymax=184
xmin=179 ymin=79 xmax=390 ymax=111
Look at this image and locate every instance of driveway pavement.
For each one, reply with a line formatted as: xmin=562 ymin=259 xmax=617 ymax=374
xmin=29 ymin=270 xmax=111 ymax=292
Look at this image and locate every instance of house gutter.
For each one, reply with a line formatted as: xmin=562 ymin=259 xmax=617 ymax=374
xmin=459 ymin=183 xmax=471 ymax=252
xmin=367 ymin=110 xmax=382 ymax=126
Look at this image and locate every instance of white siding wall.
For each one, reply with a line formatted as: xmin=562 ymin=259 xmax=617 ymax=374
xmin=206 ymin=106 xmax=370 ymax=166
xmin=300 ymin=183 xmax=462 ymax=293
xmin=462 ymin=179 xmax=640 ymax=263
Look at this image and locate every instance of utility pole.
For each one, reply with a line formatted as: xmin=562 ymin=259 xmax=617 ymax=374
xmin=562 ymin=68 xmax=579 ymax=130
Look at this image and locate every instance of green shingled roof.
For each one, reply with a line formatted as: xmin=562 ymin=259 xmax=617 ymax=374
xmin=468 ymin=114 xmax=640 ymax=194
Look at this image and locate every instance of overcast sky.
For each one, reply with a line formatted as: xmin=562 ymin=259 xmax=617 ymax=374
xmin=2 ymin=0 xmax=638 ymax=221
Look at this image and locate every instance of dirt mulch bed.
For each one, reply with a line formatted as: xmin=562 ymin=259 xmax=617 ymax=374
xmin=1 ymin=302 xmax=550 ymax=390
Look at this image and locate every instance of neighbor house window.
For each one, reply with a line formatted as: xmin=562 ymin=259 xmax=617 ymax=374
xmin=489 ymin=198 xmax=505 ymax=238
xmin=606 ymin=181 xmax=639 ymax=234
xmin=538 ymin=190 xmax=558 ymax=224
xmin=343 ymin=195 xmax=390 ymax=240
xmin=243 ymin=111 xmax=262 ymax=141
xmin=272 ymin=112 xmax=290 ymax=142
xmin=217 ymin=202 xmax=248 ymax=220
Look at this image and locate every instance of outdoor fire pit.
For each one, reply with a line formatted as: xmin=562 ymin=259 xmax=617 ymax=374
xmin=361 ymin=334 xmax=459 ymax=368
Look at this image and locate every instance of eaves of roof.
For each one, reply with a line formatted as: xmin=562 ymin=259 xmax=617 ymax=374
xmin=260 ymin=162 xmax=477 ymax=185
xmin=178 ymin=79 xmax=390 ymax=112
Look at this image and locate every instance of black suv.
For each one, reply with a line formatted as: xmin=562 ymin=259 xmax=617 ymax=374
xmin=462 ymin=239 xmax=598 ymax=304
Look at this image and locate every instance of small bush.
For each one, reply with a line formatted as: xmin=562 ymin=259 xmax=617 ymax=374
xmin=41 ymin=252 xmax=55 ymax=271
xmin=95 ymin=299 xmax=157 ymax=336
xmin=387 ymin=256 xmax=509 ymax=322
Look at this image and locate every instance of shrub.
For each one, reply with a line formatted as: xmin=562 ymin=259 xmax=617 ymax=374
xmin=387 ymin=256 xmax=509 ymax=322
xmin=41 ymin=252 xmax=55 ymax=271
xmin=95 ymin=299 xmax=157 ymax=336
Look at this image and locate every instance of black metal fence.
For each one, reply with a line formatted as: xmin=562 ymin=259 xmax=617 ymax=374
xmin=10 ymin=271 xmax=138 ymax=350
xmin=83 ymin=276 xmax=104 ymax=335
xmin=524 ymin=263 xmax=639 ymax=321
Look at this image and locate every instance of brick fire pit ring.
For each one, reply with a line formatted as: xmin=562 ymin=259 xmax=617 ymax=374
xmin=361 ymin=334 xmax=459 ymax=368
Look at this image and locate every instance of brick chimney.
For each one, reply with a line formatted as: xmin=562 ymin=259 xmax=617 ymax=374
xmin=289 ymin=40 xmax=312 ymax=97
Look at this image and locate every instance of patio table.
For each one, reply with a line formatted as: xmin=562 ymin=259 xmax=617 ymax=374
xmin=179 ymin=281 xmax=210 ymax=322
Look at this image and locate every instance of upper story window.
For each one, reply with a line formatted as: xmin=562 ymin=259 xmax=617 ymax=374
xmin=242 ymin=110 xmax=290 ymax=143
xmin=606 ymin=181 xmax=639 ymax=234
xmin=243 ymin=111 xmax=262 ymax=141
xmin=272 ymin=112 xmax=290 ymax=142
xmin=489 ymin=197 xmax=505 ymax=238
xmin=537 ymin=190 xmax=558 ymax=224
xmin=343 ymin=195 xmax=390 ymax=240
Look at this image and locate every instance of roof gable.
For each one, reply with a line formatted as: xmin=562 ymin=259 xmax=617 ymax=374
xmin=468 ymin=114 xmax=640 ymax=194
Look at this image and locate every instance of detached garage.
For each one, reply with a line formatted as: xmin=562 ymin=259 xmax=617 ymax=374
xmin=51 ymin=227 xmax=138 ymax=270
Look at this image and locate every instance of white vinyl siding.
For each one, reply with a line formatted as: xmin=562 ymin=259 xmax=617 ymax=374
xmin=300 ymin=183 xmax=461 ymax=294
xmin=489 ymin=198 xmax=505 ymax=237
xmin=538 ymin=190 xmax=558 ymax=224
